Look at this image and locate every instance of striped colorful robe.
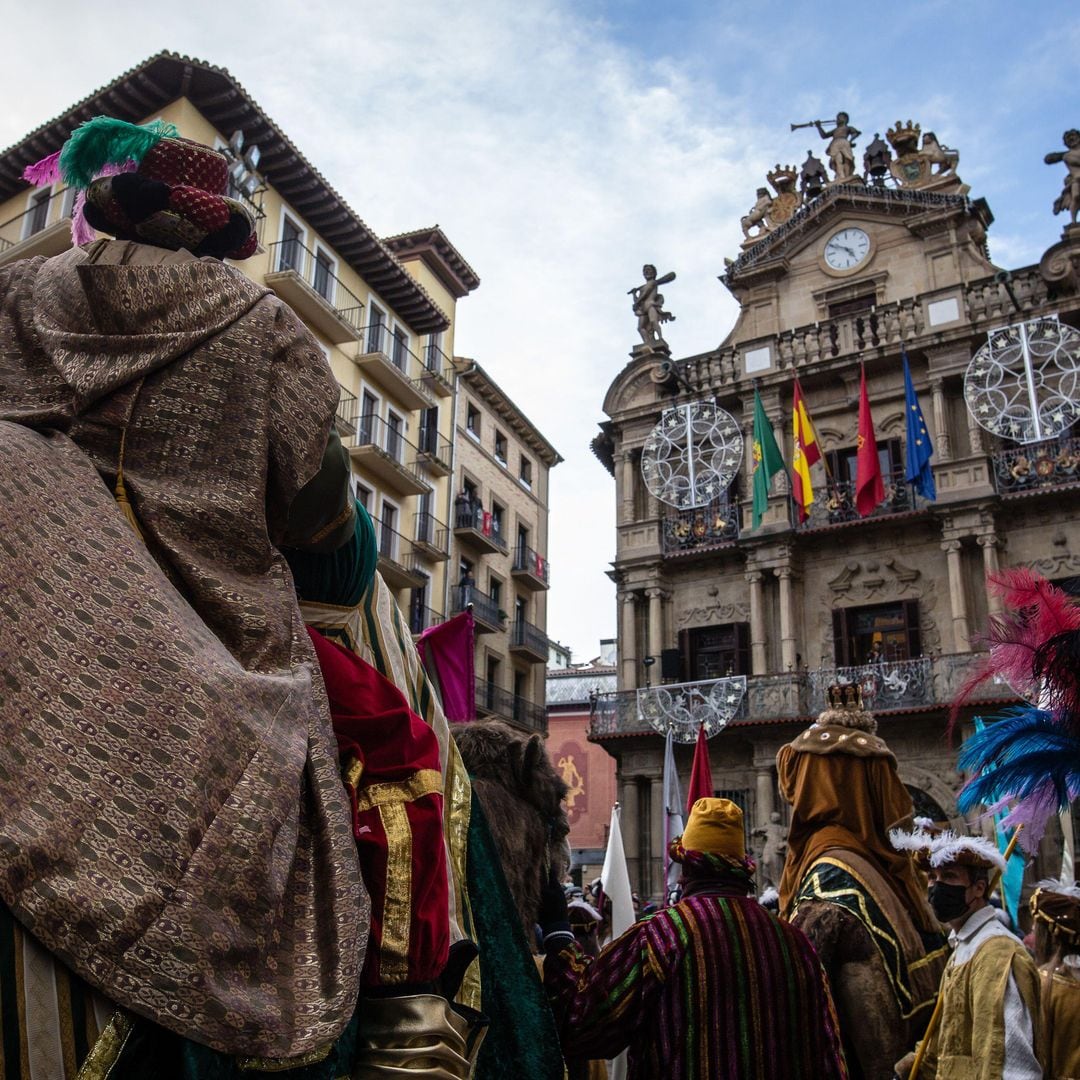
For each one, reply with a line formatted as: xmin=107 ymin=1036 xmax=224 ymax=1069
xmin=544 ymin=891 xmax=849 ymax=1079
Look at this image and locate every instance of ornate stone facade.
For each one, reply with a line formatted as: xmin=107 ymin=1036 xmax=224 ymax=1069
xmin=591 ymin=124 xmax=1080 ymax=900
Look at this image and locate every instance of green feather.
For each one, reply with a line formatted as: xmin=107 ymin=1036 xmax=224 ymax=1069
xmin=59 ymin=117 xmax=178 ymax=189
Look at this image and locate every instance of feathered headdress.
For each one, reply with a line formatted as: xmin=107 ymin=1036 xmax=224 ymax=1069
xmin=953 ymin=570 xmax=1080 ymax=851
xmin=21 ymin=117 xmax=178 ymax=245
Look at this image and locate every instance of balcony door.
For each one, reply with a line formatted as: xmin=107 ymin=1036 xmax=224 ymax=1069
xmin=359 ymin=392 xmax=377 ymax=445
xmin=380 ymin=503 xmax=398 ymax=560
xmin=678 ymin=623 xmax=750 ymax=681
xmin=386 ymin=410 xmax=403 ymax=462
xmin=832 ymin=600 xmax=921 ymax=666
xmin=313 ymin=247 xmax=333 ymax=301
xmin=367 ymin=304 xmax=386 ymax=354
xmin=279 ymin=216 xmax=303 ymax=272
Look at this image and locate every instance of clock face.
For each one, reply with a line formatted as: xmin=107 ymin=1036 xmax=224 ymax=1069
xmin=824 ymin=227 xmax=871 ymax=271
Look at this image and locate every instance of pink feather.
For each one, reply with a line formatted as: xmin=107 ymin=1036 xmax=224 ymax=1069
xmin=22 ymin=150 xmax=62 ymax=187
xmin=949 ymin=569 xmax=1080 ymax=733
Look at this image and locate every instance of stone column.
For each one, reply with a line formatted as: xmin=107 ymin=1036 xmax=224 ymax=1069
xmin=649 ymin=776 xmax=664 ymax=900
xmin=942 ymin=539 xmax=971 ymax=652
xmin=646 ymin=586 xmax=665 ymax=660
xmin=777 ymin=567 xmax=797 ymax=671
xmin=620 ymin=451 xmax=636 ymax=525
xmin=931 ymin=378 xmax=952 ymax=462
xmin=755 ymin=765 xmax=775 ymax=831
xmin=618 ymin=591 xmax=638 ymax=689
xmin=747 ymin=570 xmax=767 ymax=674
xmin=977 ymin=533 xmax=1003 ymax=616
xmin=966 ymin=407 xmax=985 ymax=455
xmin=620 ymin=776 xmax=640 ymax=894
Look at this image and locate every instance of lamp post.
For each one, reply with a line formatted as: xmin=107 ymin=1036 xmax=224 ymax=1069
xmin=863 ymin=133 xmax=892 ymax=187
xmin=642 ymin=655 xmax=656 ymax=689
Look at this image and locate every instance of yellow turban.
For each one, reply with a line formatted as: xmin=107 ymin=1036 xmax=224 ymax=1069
xmin=679 ymin=797 xmax=745 ymax=860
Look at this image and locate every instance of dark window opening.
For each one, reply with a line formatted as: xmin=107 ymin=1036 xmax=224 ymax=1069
xmin=832 ymin=600 xmax=921 ymax=666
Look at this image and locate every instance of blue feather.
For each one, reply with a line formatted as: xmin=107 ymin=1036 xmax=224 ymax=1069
xmin=957 ymin=706 xmax=1080 ymax=815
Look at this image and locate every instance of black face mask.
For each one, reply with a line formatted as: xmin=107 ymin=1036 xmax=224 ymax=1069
xmin=928 ymin=881 xmax=971 ymax=922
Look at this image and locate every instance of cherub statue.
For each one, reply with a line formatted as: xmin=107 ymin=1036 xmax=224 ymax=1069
xmin=741 ymin=187 xmax=773 ymax=239
xmin=1046 ymin=128 xmax=1080 ymax=225
xmin=628 ymin=264 xmax=676 ymax=348
xmin=815 ymin=112 xmax=861 ymax=182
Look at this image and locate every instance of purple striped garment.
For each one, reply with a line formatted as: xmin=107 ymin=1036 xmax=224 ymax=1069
xmin=544 ymin=892 xmax=849 ymax=1079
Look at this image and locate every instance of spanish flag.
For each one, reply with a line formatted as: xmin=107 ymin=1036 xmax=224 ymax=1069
xmin=791 ymin=377 xmax=821 ymax=523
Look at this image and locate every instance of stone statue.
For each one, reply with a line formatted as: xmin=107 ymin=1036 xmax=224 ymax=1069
xmin=799 ymin=151 xmax=829 ymax=199
xmin=920 ymin=131 xmax=959 ymax=177
xmin=814 ymin=112 xmax=861 ymax=182
xmin=753 ymin=810 xmax=788 ymax=886
xmin=1046 ymin=129 xmax=1080 ymax=225
xmin=741 ymin=187 xmax=773 ymax=239
xmin=628 ymin=264 xmax=676 ymax=348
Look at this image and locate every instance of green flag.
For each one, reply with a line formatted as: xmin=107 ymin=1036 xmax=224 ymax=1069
xmin=751 ymin=388 xmax=784 ymax=529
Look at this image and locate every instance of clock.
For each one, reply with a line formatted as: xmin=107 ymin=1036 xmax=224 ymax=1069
xmin=823 ymin=227 xmax=871 ymax=271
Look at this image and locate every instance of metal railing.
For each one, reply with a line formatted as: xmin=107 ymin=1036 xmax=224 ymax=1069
xmin=417 ymin=426 xmax=453 ymax=467
xmin=475 ymin=677 xmax=547 ymax=732
xmin=409 ymin=605 xmax=444 ymax=635
xmin=413 ymin=510 xmax=449 ymax=555
xmin=423 ymin=340 xmax=454 ymax=384
xmin=512 ymin=544 xmax=550 ymax=585
xmin=806 ymin=657 xmax=933 ymax=713
xmin=452 ymin=501 xmax=509 ymax=553
xmin=511 ymin=618 xmax=549 ymax=655
xmin=992 ymin=434 xmax=1080 ymax=495
xmin=269 ymin=239 xmax=364 ymax=331
xmin=450 ymin=585 xmax=504 ymax=627
xmin=343 ymin=408 xmax=424 ymax=477
xmin=362 ymin=321 xmax=423 ymax=375
xmin=335 ymin=386 xmax=357 ymax=433
xmin=662 ymin=501 xmax=739 ymax=555
xmin=794 ymin=467 xmax=919 ymax=528
xmin=0 ymin=187 xmax=68 ymax=252
xmin=374 ymin=517 xmax=420 ymax=573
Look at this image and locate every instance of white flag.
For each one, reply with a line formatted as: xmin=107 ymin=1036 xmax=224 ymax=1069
xmin=663 ymin=728 xmax=685 ymax=900
xmin=601 ymin=803 xmax=634 ymax=1080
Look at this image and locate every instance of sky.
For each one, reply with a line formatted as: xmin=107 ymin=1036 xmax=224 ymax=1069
xmin=1 ymin=1 xmax=1076 ymax=661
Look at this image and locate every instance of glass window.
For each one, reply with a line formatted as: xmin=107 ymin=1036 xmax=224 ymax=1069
xmin=279 ymin=216 xmax=303 ymax=272
xmin=313 ymin=247 xmax=333 ymax=301
xmin=359 ymin=392 xmax=377 ymax=445
xmin=681 ymin=623 xmax=751 ymax=680
xmin=466 ymin=403 xmax=480 ymax=439
xmin=367 ymin=305 xmax=386 ymax=354
xmin=832 ymin=600 xmax=921 ymax=666
xmin=392 ymin=326 xmax=409 ymax=371
xmin=494 ymin=431 xmax=508 ymax=464
xmin=380 ymin=503 xmax=398 ymax=559
xmin=519 ymin=456 xmax=532 ymax=487
xmin=27 ymin=189 xmax=51 ymax=236
xmin=386 ymin=411 xmax=403 ymax=462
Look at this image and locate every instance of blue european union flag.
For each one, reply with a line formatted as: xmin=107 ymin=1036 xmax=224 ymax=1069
xmin=902 ymin=349 xmax=935 ymax=500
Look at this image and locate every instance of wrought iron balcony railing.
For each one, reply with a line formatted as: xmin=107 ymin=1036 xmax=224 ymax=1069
xmin=806 ymin=656 xmax=933 ymax=714
xmin=344 ymin=408 xmax=420 ymax=465
xmin=335 ymin=386 xmax=357 ymax=434
xmin=511 ymin=618 xmax=549 ymax=656
xmin=662 ymin=500 xmax=739 ymax=555
xmin=450 ymin=585 xmax=503 ymax=628
xmin=0 ymin=187 xmax=69 ymax=252
xmin=795 ymin=468 xmax=920 ymax=529
xmin=512 ymin=544 xmax=550 ymax=585
xmin=417 ymin=426 xmax=453 ymax=467
xmin=475 ymin=677 xmax=547 ymax=732
xmin=362 ymin=321 xmax=425 ymax=377
xmin=374 ymin=518 xmax=419 ymax=571
xmin=409 ymin=605 xmax=444 ymax=635
xmin=269 ymin=239 xmax=364 ymax=331
xmin=413 ymin=511 xmax=449 ymax=555
xmin=452 ymin=502 xmax=509 ymax=553
xmin=992 ymin=434 xmax=1080 ymax=495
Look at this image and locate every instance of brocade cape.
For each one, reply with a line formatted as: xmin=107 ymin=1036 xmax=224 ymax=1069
xmin=0 ymin=242 xmax=366 ymax=1058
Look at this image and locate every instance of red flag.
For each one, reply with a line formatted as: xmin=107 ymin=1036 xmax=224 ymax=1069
xmin=686 ymin=723 xmax=714 ymax=817
xmin=855 ymin=364 xmax=884 ymax=517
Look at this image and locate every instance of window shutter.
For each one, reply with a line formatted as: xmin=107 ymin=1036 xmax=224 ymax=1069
xmin=903 ymin=600 xmax=922 ymax=659
xmin=832 ymin=608 xmax=848 ymax=666
xmin=678 ymin=628 xmax=690 ymax=682
xmin=735 ymin=622 xmax=751 ymax=676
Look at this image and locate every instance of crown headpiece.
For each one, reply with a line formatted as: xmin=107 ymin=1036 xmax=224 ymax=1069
xmin=886 ymin=120 xmax=921 ymax=154
xmin=767 ymin=163 xmax=798 ymax=193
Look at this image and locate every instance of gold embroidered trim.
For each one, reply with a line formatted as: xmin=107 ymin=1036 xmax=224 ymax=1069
xmin=378 ymin=801 xmax=414 ymax=982
xmin=238 ymin=1044 xmax=333 ymax=1072
xmin=76 ymin=1011 xmax=134 ymax=1080
xmin=343 ymin=753 xmax=364 ymax=792
xmin=307 ymin=501 xmax=356 ymax=545
xmin=355 ymin=769 xmax=442 ymax=812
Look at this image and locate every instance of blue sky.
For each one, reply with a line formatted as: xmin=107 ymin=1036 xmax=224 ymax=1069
xmin=0 ymin=1 xmax=1076 ymax=660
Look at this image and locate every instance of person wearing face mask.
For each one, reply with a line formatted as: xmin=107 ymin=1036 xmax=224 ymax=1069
xmin=892 ymin=830 xmax=1043 ymax=1079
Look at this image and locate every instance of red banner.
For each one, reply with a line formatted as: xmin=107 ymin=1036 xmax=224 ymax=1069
xmin=855 ymin=364 xmax=885 ymax=517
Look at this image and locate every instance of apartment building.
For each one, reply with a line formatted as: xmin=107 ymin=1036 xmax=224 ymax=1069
xmin=450 ymin=360 xmax=561 ymax=734
xmin=0 ymin=51 xmax=478 ymax=626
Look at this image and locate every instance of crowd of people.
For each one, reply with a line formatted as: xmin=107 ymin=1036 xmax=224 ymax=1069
xmin=0 ymin=117 xmax=1078 ymax=1080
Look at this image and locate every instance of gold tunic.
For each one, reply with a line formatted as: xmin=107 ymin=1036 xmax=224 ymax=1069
xmin=1043 ymin=966 xmax=1080 ymax=1080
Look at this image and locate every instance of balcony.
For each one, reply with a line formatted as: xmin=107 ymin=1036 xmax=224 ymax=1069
xmin=475 ymin=677 xmax=547 ymax=734
xmin=662 ymin=501 xmax=739 ymax=556
xmin=806 ymin=657 xmax=933 ymax=714
xmin=413 ymin=511 xmax=450 ymax=561
xmin=795 ymin=468 xmax=923 ymax=530
xmin=453 ymin=500 xmax=509 ymax=555
xmin=266 ymin=240 xmax=364 ymax=344
xmin=509 ymin=618 xmax=549 ymax=663
xmin=449 ymin=585 xmax=504 ymax=634
xmin=416 ymin=427 xmax=453 ymax=477
xmin=511 ymin=544 xmax=550 ymax=590
xmin=0 ymin=189 xmax=73 ymax=268
xmin=374 ymin=518 xmax=426 ymax=590
xmin=587 ymin=653 xmax=1017 ymax=740
xmin=343 ymin=411 xmax=431 ymax=497
xmin=409 ymin=605 xmax=444 ymax=635
xmin=421 ymin=341 xmax=454 ymax=398
xmin=356 ymin=322 xmax=434 ymax=412
xmin=335 ymin=386 xmax=357 ymax=438
xmin=992 ymin=435 xmax=1080 ymax=497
